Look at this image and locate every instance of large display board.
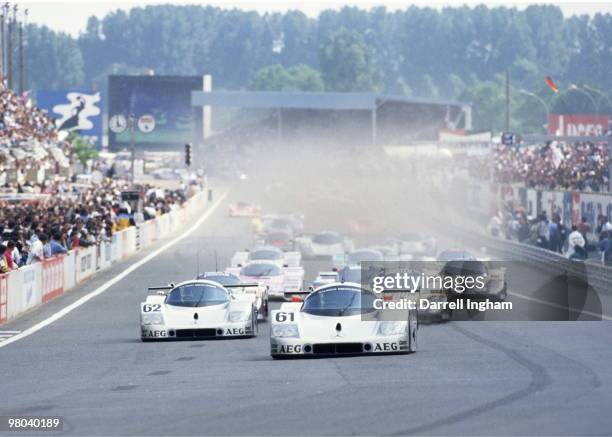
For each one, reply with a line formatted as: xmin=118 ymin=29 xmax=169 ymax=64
xmin=108 ymin=75 xmax=205 ymax=150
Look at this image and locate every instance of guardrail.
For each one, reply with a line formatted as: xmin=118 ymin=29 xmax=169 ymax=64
xmin=0 ymin=190 xmax=209 ymax=325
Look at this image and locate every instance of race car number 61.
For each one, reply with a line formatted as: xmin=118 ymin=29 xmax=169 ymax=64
xmin=275 ymin=312 xmax=294 ymax=322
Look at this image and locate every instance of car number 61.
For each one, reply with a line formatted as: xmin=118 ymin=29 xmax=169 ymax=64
xmin=275 ymin=312 xmax=295 ymax=322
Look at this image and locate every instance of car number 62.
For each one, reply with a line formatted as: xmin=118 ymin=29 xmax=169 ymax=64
xmin=143 ymin=304 xmax=161 ymax=312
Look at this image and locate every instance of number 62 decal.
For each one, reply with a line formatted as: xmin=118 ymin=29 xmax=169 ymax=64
xmin=143 ymin=304 xmax=161 ymax=312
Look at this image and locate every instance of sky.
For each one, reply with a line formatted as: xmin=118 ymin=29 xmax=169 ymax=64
xmin=15 ymin=0 xmax=612 ymax=36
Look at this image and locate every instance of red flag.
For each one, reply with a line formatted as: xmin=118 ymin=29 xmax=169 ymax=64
xmin=544 ymin=76 xmax=559 ymax=93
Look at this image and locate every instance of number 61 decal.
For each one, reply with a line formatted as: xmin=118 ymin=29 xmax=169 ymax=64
xmin=275 ymin=312 xmax=295 ymax=322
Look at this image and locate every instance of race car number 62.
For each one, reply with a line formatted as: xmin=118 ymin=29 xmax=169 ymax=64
xmin=143 ymin=304 xmax=161 ymax=312
xmin=275 ymin=312 xmax=294 ymax=322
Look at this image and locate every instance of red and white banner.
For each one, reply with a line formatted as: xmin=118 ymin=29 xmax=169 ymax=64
xmin=42 ymin=256 xmax=64 ymax=303
xmin=548 ymin=114 xmax=610 ymax=136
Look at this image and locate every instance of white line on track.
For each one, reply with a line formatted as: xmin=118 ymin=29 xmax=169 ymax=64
xmin=509 ymin=290 xmax=612 ymax=321
xmin=0 ymin=191 xmax=228 ymax=349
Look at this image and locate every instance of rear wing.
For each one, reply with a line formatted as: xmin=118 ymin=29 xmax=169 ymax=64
xmin=147 ymin=286 xmax=173 ymax=296
xmin=283 ymin=289 xmax=311 ymax=300
xmin=225 ymin=283 xmax=259 ymax=288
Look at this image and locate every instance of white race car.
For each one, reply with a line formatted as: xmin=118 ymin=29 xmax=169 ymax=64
xmin=270 ymin=282 xmax=418 ymax=358
xmin=231 ymin=246 xmax=301 ymax=269
xmin=295 ymin=231 xmax=354 ymax=265
xmin=226 ymin=260 xmax=304 ymax=300
xmin=228 ymin=201 xmax=261 ymax=217
xmin=140 ymin=279 xmax=259 ymax=341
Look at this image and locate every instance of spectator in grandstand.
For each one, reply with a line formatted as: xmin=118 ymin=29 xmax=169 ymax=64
xmin=0 ymin=245 xmax=8 ymax=273
xmin=492 ymin=141 xmax=609 ymax=192
xmin=49 ymin=232 xmax=68 ymax=256
xmin=26 ymin=233 xmax=46 ymax=264
xmin=3 ymin=240 xmax=17 ymax=270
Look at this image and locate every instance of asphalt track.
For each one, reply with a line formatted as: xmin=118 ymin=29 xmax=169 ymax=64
xmin=1 ymin=184 xmax=612 ymax=436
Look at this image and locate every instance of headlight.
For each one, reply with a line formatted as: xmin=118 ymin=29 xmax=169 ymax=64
xmin=229 ymin=311 xmax=250 ymax=322
xmin=378 ymin=321 xmax=407 ymax=336
xmin=271 ymin=324 xmax=299 ymax=338
xmin=142 ymin=312 xmax=164 ymax=325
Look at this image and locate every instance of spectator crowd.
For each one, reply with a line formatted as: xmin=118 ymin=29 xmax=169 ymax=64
xmin=489 ymin=205 xmax=612 ymax=265
xmin=0 ymin=180 xmax=188 ymax=272
xmin=492 ymin=141 xmax=609 ymax=192
xmin=0 ymin=82 xmax=72 ymax=181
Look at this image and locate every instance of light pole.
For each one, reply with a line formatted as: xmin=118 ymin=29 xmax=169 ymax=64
xmin=569 ymin=84 xmax=598 ymax=115
xmin=129 ymin=113 xmax=135 ymax=187
xmin=519 ymin=89 xmax=550 ymax=131
xmin=583 ymin=84 xmax=612 ymax=115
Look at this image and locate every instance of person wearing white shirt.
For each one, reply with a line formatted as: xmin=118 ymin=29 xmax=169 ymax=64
xmin=566 ymin=225 xmax=586 ymax=259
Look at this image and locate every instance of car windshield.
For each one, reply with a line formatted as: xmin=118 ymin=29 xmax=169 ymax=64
xmin=303 ymin=286 xmax=376 ymax=316
xmin=313 ymin=232 xmax=342 ymax=245
xmin=241 ymin=263 xmax=281 ymax=277
xmin=250 ymin=248 xmax=282 ymax=260
xmin=347 ymin=250 xmax=383 ymax=264
xmin=197 ymin=273 xmax=241 ymax=286
xmin=165 ymin=283 xmax=229 ymax=307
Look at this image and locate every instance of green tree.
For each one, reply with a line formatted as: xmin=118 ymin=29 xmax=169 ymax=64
xmin=70 ymin=133 xmax=98 ymax=166
xmin=249 ymin=64 xmax=324 ymax=91
xmin=318 ymin=27 xmax=381 ymax=92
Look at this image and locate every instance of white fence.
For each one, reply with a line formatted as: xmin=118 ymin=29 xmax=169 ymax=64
xmin=0 ymin=191 xmax=208 ymax=325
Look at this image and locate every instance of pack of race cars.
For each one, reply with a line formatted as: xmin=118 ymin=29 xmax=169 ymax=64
xmin=140 ymin=202 xmax=506 ymax=359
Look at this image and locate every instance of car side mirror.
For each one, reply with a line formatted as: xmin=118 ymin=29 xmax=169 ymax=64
xmin=168 ymin=282 xmax=175 ymax=288
xmin=308 ymin=285 xmax=314 ymax=292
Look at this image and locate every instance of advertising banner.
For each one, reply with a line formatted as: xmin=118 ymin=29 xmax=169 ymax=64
xmin=36 ymin=90 xmax=103 ymax=147
xmin=548 ymin=114 xmax=611 ymax=136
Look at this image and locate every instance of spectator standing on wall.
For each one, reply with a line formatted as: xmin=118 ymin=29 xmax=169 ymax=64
xmin=578 ymin=217 xmax=591 ymax=247
xmin=566 ymin=225 xmax=586 ymax=259
xmin=536 ymin=213 xmax=550 ymax=248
